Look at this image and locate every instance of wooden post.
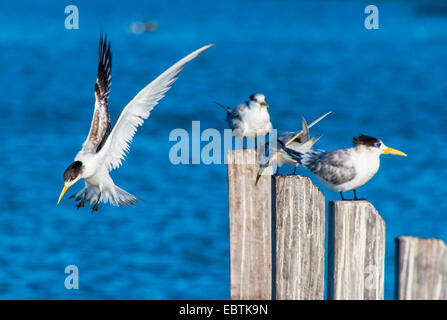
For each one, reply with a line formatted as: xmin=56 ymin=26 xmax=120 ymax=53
xmin=396 ymin=236 xmax=447 ymax=300
xmin=328 ymin=201 xmax=385 ymax=300
xmin=227 ymin=149 xmax=272 ymax=300
xmin=275 ymin=175 xmax=325 ymax=300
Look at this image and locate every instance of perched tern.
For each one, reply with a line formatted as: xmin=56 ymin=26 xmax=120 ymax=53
xmin=216 ymin=93 xmax=273 ymax=146
xmin=255 ymin=112 xmax=331 ymax=184
xmin=57 ymin=34 xmax=212 ymax=211
xmin=286 ymin=134 xmax=407 ymax=200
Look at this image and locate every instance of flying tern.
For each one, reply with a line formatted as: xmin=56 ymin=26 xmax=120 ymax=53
xmin=57 ymin=34 xmax=212 ymax=211
xmin=285 ymin=134 xmax=407 ymax=200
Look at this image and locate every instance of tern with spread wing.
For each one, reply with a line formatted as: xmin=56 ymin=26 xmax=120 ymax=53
xmin=285 ymin=134 xmax=407 ymax=200
xmin=255 ymin=112 xmax=331 ymax=184
xmin=57 ymin=34 xmax=212 ymax=211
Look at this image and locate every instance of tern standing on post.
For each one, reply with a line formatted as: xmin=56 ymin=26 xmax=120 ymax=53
xmin=286 ymin=134 xmax=407 ymax=200
xmin=57 ymin=34 xmax=212 ymax=211
xmin=217 ymin=93 xmax=273 ymax=147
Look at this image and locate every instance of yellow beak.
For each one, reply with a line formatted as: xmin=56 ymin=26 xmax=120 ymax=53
xmin=57 ymin=184 xmax=70 ymax=205
xmin=260 ymin=101 xmax=269 ymax=108
xmin=383 ymin=147 xmax=407 ymax=157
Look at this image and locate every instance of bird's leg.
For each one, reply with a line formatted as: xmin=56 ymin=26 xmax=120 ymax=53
xmin=292 ymin=165 xmax=297 ymax=175
xmin=339 ymin=192 xmax=345 ymax=201
xmin=76 ymin=189 xmax=88 ymax=209
xmin=353 ymin=189 xmax=366 ymax=200
xmin=275 ymin=166 xmax=280 ymax=176
xmin=255 ymin=136 xmax=257 ymax=151
xmin=91 ymin=192 xmax=101 ymax=212
xmin=240 ymin=137 xmax=245 ymax=150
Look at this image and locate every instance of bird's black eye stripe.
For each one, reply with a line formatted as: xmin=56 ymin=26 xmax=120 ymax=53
xmin=64 ymin=161 xmax=82 ymax=181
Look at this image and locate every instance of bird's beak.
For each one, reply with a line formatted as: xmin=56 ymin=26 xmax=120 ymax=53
xmin=260 ymin=101 xmax=269 ymax=108
xmin=383 ymin=147 xmax=407 ymax=157
xmin=255 ymin=173 xmax=261 ymax=185
xmin=57 ymin=184 xmax=70 ymax=205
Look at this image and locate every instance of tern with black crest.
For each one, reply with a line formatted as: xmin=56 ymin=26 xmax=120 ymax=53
xmin=57 ymin=34 xmax=212 ymax=211
xmin=285 ymin=134 xmax=407 ymax=200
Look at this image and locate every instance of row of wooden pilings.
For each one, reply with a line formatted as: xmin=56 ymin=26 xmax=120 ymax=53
xmin=227 ymin=149 xmax=447 ymax=300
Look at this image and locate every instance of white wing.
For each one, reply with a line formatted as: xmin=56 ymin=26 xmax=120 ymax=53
xmin=98 ymin=44 xmax=213 ymax=170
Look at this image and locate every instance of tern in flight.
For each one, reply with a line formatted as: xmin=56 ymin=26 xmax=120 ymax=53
xmin=285 ymin=134 xmax=407 ymax=200
xmin=57 ymin=34 xmax=212 ymax=211
xmin=216 ymin=93 xmax=273 ymax=147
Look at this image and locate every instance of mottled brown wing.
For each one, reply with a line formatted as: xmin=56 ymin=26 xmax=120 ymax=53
xmin=81 ymin=34 xmax=112 ymax=153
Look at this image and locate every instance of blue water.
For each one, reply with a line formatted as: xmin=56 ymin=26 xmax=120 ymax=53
xmin=0 ymin=0 xmax=446 ymax=299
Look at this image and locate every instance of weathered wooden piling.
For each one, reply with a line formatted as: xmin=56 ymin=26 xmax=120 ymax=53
xmin=274 ymin=175 xmax=325 ymax=300
xmin=396 ymin=236 xmax=447 ymax=300
xmin=223 ymin=150 xmax=444 ymax=300
xmin=227 ymin=149 xmax=272 ymax=300
xmin=328 ymin=201 xmax=385 ymax=300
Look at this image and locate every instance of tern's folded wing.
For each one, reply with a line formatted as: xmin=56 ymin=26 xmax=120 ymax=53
xmin=228 ymin=103 xmax=247 ymax=126
xmin=98 ymin=44 xmax=213 ymax=170
xmin=303 ymin=149 xmax=356 ymax=186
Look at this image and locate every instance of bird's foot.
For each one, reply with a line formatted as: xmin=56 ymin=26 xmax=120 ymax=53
xmin=350 ymin=190 xmax=366 ymax=201
xmin=76 ymin=201 xmax=85 ymax=209
xmin=91 ymin=203 xmax=99 ymax=212
xmin=91 ymin=193 xmax=101 ymax=212
xmin=75 ymin=194 xmax=87 ymax=209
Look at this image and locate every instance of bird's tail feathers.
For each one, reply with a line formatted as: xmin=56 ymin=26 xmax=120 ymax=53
xmin=286 ymin=111 xmax=331 ymax=147
xmin=109 ymin=185 xmax=139 ymax=207
xmin=68 ymin=184 xmax=139 ymax=209
xmin=308 ymin=135 xmax=322 ymax=149
xmin=308 ymin=111 xmax=332 ymax=129
xmin=301 ymin=116 xmax=310 ymax=142
xmin=214 ymin=101 xmax=232 ymax=113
